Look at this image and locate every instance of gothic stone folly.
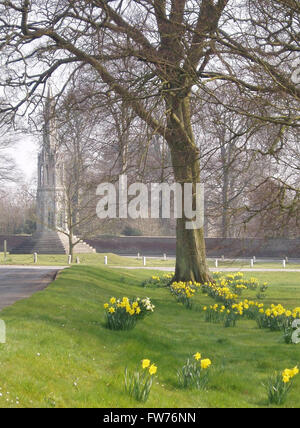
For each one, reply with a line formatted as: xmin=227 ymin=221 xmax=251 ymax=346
xmin=37 ymin=87 xmax=66 ymax=233
xmin=11 ymin=88 xmax=95 ymax=255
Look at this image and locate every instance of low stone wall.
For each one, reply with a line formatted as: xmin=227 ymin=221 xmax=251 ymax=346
xmin=1 ymin=235 xmax=300 ymax=258
xmin=85 ymin=236 xmax=300 ymax=258
xmin=86 ymin=236 xmax=176 ymax=256
xmin=0 ymin=235 xmax=31 ymax=251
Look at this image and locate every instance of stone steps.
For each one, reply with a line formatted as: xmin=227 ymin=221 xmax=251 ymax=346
xmin=58 ymin=232 xmax=96 ymax=254
xmin=10 ymin=231 xmax=96 ymax=254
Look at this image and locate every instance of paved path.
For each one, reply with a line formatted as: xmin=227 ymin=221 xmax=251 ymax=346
xmin=0 ymin=266 xmax=67 ymax=311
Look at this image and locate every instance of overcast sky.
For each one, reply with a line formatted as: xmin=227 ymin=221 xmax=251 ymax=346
xmin=8 ymin=137 xmax=38 ymax=184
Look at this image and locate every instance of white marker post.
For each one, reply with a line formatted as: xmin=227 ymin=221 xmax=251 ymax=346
xmin=215 ymin=259 xmax=218 ymax=268
xmin=250 ymin=259 xmax=254 ymax=268
xmin=34 ymin=252 xmax=38 ymax=264
xmin=163 ymin=253 xmax=167 ymax=261
xmin=143 ymin=257 xmax=146 ymax=266
xmin=104 ymin=256 xmax=108 ymax=265
xmin=0 ymin=320 xmax=6 ymax=344
xmin=4 ymin=240 xmax=7 ymax=261
xmin=283 ymin=260 xmax=286 ymax=269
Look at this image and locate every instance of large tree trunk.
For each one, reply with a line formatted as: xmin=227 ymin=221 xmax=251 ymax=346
xmin=175 ymin=216 xmax=210 ymax=282
xmin=166 ymin=94 xmax=211 ymax=283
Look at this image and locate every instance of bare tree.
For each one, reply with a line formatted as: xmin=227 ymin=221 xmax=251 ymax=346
xmin=51 ymin=91 xmax=105 ymax=260
xmin=0 ymin=182 xmax=36 ymax=234
xmin=0 ymin=0 xmax=299 ymax=281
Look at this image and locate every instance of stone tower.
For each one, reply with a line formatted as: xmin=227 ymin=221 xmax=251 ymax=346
xmin=10 ymin=87 xmax=96 ymax=255
xmin=36 ymin=87 xmax=66 ymax=232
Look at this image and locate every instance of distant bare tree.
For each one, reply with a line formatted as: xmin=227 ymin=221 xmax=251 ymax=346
xmin=0 ymin=0 xmax=299 ymax=281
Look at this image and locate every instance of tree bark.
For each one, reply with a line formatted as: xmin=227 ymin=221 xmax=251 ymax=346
xmin=68 ymin=233 xmax=74 ymax=263
xmin=166 ymin=93 xmax=211 ymax=283
xmin=175 ymin=216 xmax=210 ymax=283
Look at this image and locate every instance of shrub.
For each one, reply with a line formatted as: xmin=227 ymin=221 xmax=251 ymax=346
xmin=122 ymin=226 xmax=143 ymax=236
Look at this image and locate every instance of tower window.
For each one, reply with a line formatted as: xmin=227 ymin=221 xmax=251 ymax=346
xmin=40 ymin=165 xmax=44 ymax=185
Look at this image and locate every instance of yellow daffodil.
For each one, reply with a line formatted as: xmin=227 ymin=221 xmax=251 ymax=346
xmin=149 ymin=364 xmax=157 ymax=375
xmin=142 ymin=359 xmax=150 ymax=369
xmin=283 ymin=375 xmax=290 ymax=384
xmin=200 ymin=359 xmax=212 ymax=370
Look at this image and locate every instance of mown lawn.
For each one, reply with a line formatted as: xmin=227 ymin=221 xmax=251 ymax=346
xmin=0 ymin=266 xmax=299 ymax=408
xmin=1 ymin=252 xmax=300 ymax=270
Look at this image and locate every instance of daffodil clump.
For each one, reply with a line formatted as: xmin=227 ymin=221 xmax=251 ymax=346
xmin=255 ymin=303 xmax=300 ymax=333
xmin=203 ymin=295 xmax=268 ymax=328
xmin=169 ymin=273 xmax=265 ymax=313
xmin=142 ymin=273 xmax=174 ymax=288
xmin=201 ymin=281 xmax=238 ymax=306
xmin=167 ymin=274 xmax=298 ymax=341
xmin=203 ymin=303 xmax=242 ymax=327
xmin=203 ymin=291 xmax=300 ymax=338
xmin=169 ymin=278 xmax=228 ymax=309
xmin=226 ymin=275 xmax=261 ymax=293
xmin=256 ymin=282 xmax=269 ymax=300
xmin=125 ymin=359 xmax=157 ymax=402
xmin=177 ymin=352 xmax=212 ymax=390
xmin=223 ymin=273 xmax=248 ymax=296
xmin=104 ymin=296 xmax=155 ymax=330
xmin=170 ymin=281 xmax=201 ymax=308
xmin=264 ymin=366 xmax=299 ymax=405
xmin=203 ymin=272 xmax=267 ymax=302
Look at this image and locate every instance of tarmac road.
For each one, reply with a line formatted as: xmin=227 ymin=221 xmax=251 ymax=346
xmin=0 ymin=266 xmax=67 ymax=311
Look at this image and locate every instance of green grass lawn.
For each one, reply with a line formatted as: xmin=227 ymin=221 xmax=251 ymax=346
xmin=1 ymin=252 xmax=300 ymax=270
xmin=0 ymin=266 xmax=300 ymax=408
xmin=0 ymin=252 xmax=176 ymax=267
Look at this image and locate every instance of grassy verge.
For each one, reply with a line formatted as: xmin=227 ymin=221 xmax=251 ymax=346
xmin=1 ymin=252 xmax=300 ymax=270
xmin=0 ymin=266 xmax=299 ymax=407
xmin=0 ymin=252 xmax=175 ymax=267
